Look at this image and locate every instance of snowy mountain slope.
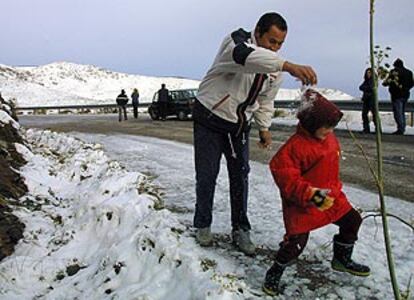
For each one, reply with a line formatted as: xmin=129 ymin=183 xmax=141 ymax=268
xmin=0 ymin=62 xmax=201 ymax=106
xmin=0 ymin=62 xmax=355 ymax=107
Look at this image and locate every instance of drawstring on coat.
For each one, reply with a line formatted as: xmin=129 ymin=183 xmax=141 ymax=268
xmin=227 ymin=133 xmax=237 ymax=159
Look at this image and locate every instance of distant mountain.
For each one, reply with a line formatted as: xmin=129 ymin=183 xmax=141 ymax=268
xmin=0 ymin=62 xmax=355 ymax=107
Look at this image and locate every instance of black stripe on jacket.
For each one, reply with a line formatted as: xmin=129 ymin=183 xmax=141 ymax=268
xmin=231 ymin=28 xmax=254 ymax=66
xmin=236 ymin=74 xmax=267 ymax=135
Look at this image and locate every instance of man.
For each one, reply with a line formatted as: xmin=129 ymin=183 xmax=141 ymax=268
xmin=193 ymin=12 xmax=317 ymax=255
xmin=116 ymin=89 xmax=129 ymax=122
xmin=157 ymin=83 xmax=169 ymax=120
xmin=383 ymin=58 xmax=414 ymax=135
xmin=131 ymin=88 xmax=140 ymax=119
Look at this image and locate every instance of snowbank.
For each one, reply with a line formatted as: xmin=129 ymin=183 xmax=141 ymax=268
xmin=0 ymin=130 xmax=258 ymax=299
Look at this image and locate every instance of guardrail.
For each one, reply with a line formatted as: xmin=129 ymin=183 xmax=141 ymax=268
xmin=16 ymin=100 xmax=414 ymax=112
xmin=15 ymin=100 xmax=414 ymax=125
xmin=15 ymin=100 xmax=414 ymax=112
xmin=15 ymin=103 xmax=151 ymax=113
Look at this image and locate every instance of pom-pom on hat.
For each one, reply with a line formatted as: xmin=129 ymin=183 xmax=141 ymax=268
xmin=297 ymin=89 xmax=343 ymax=134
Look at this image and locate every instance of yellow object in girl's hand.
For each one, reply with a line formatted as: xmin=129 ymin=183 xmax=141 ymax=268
xmin=310 ymin=189 xmax=335 ymax=211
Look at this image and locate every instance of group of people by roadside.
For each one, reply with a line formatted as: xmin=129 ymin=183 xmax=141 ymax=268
xmin=192 ymin=12 xmax=372 ymax=296
xmin=115 ymin=88 xmax=140 ymax=122
xmin=359 ymin=59 xmax=413 ymax=135
xmin=115 ymin=84 xmax=170 ymax=122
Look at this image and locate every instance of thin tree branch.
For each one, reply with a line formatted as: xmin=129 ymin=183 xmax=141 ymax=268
xmin=345 ymin=123 xmax=380 ymax=186
xmin=362 ymin=212 xmax=414 ymax=231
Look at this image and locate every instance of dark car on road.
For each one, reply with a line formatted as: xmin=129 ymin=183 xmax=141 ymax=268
xmin=148 ymin=88 xmax=198 ymax=121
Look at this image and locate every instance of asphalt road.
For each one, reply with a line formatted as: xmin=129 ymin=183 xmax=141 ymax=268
xmin=19 ymin=113 xmax=414 ymax=203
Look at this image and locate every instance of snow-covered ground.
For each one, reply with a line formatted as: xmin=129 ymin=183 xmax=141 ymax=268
xmin=1 ymin=128 xmax=412 ymax=299
xmin=0 ymin=62 xmax=355 ymax=107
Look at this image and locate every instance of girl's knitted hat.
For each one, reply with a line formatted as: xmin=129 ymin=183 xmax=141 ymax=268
xmin=297 ymin=89 xmax=343 ymax=134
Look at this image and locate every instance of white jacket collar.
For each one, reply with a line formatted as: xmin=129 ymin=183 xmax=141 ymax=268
xmin=250 ymin=30 xmax=258 ymax=46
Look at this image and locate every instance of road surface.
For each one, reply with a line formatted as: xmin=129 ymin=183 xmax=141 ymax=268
xmin=20 ymin=114 xmax=414 ymax=203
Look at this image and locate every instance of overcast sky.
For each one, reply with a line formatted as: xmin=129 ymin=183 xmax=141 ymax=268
xmin=1 ymin=0 xmax=413 ymax=98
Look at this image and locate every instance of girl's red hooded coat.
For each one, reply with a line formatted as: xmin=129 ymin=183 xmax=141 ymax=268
xmin=270 ymin=90 xmax=352 ymax=235
xmin=270 ymin=127 xmax=352 ymax=235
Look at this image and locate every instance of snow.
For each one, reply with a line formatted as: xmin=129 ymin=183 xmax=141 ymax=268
xmin=277 ymin=87 xmax=355 ymax=101
xmin=1 ymin=103 xmax=12 ymax=114
xmin=0 ymin=62 xmax=200 ymax=106
xmin=0 ymin=62 xmax=355 ymax=107
xmin=0 ymin=110 xmax=19 ymax=129
xmin=1 ymin=128 xmax=412 ymax=299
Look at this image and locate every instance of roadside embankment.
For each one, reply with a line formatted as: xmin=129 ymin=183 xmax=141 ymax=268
xmin=0 ymin=94 xmax=26 ymax=260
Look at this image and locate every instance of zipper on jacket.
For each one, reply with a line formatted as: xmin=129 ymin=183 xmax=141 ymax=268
xmin=236 ymin=74 xmax=266 ymax=136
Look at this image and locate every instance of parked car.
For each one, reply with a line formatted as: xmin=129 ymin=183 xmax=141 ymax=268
xmin=148 ymin=88 xmax=198 ymax=121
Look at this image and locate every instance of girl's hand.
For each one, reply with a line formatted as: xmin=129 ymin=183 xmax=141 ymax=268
xmin=310 ymin=188 xmax=335 ymax=211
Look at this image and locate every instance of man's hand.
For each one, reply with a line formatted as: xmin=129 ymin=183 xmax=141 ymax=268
xmin=258 ymin=130 xmax=272 ymax=149
xmin=310 ymin=189 xmax=334 ymax=211
xmin=283 ymin=61 xmax=318 ymax=86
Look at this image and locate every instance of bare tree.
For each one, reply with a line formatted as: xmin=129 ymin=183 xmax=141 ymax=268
xmin=369 ymin=1 xmax=401 ymax=299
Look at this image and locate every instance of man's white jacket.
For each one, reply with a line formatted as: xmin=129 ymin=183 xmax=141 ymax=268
xmin=196 ymin=28 xmax=285 ymax=132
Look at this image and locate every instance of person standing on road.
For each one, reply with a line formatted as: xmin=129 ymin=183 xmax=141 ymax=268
xmin=359 ymin=68 xmax=377 ymax=133
xmin=158 ymin=83 xmax=169 ymax=121
xmin=116 ymin=89 xmax=129 ymax=122
xmin=382 ymin=58 xmax=414 ymax=135
xmin=131 ymin=88 xmax=140 ymax=119
xmin=192 ymin=12 xmax=317 ymax=255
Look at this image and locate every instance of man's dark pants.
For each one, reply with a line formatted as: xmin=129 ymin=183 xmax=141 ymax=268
xmin=193 ymin=121 xmax=251 ymax=231
xmin=159 ymin=102 xmax=168 ymax=120
xmin=392 ymin=98 xmax=407 ymax=133
xmin=118 ymin=105 xmax=127 ymax=121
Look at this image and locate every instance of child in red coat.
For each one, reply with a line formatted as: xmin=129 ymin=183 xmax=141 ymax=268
xmin=262 ymin=89 xmax=370 ymax=296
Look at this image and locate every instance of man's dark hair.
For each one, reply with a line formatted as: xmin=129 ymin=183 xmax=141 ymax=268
xmin=393 ymin=58 xmax=404 ymax=68
xmin=255 ymin=12 xmax=287 ymax=37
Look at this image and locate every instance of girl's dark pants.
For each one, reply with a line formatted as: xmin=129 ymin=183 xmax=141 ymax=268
xmin=275 ymin=208 xmax=362 ymax=264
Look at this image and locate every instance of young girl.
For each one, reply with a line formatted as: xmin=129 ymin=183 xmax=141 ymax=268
xmin=263 ymin=89 xmax=370 ymax=296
